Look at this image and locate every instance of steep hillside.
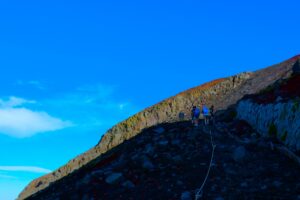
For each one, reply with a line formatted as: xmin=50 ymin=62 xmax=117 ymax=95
xmin=18 ymin=55 xmax=299 ymax=199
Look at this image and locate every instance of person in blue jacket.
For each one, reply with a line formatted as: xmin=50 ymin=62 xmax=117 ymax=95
xmin=202 ymin=104 xmax=210 ymax=125
xmin=191 ymin=106 xmax=200 ymax=127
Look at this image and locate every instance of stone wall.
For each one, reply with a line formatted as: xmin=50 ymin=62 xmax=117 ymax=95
xmin=237 ymin=99 xmax=300 ymax=151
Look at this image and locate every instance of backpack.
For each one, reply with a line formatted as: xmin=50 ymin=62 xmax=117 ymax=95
xmin=202 ymin=106 xmax=209 ymax=115
xmin=194 ymin=107 xmax=200 ymax=115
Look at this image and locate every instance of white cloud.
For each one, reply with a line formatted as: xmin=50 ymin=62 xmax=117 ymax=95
xmin=0 ymin=83 xmax=139 ymax=137
xmin=0 ymin=166 xmax=52 ymax=174
xmin=0 ymin=96 xmax=36 ymax=108
xmin=0 ymin=108 xmax=73 ymax=138
xmin=0 ymin=97 xmax=73 ymax=138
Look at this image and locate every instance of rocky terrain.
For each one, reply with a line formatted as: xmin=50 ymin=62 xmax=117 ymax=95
xmin=24 ymin=120 xmax=300 ymax=200
xmin=19 ymin=55 xmax=300 ymax=199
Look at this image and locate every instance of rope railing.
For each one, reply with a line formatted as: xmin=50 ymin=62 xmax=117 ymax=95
xmin=195 ymin=127 xmax=216 ymax=200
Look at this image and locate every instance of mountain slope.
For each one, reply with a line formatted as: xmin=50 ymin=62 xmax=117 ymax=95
xmin=24 ymin=121 xmax=300 ymax=199
xmin=18 ymin=55 xmax=300 ymax=199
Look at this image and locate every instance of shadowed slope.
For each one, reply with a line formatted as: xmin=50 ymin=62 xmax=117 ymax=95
xmin=25 ymin=121 xmax=300 ymax=199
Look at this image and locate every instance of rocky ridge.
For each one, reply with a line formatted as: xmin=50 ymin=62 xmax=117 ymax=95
xmin=19 ymin=55 xmax=300 ymax=199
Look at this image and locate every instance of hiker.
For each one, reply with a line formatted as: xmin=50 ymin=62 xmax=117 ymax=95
xmin=179 ymin=112 xmax=185 ymax=121
xmin=210 ymin=105 xmax=215 ymax=124
xmin=202 ymin=104 xmax=210 ymax=125
xmin=191 ymin=106 xmax=200 ymax=127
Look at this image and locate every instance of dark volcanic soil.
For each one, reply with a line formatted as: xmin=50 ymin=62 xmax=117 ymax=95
xmin=27 ymin=119 xmax=300 ymax=200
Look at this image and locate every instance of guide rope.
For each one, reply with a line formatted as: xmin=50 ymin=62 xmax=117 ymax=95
xmin=195 ymin=127 xmax=216 ymax=200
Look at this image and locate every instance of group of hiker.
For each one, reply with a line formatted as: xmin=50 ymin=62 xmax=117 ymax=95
xmin=178 ymin=103 xmax=215 ymax=127
xmin=191 ymin=103 xmax=214 ymax=126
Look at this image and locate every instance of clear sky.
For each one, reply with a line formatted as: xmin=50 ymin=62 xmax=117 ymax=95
xmin=0 ymin=0 xmax=300 ymax=199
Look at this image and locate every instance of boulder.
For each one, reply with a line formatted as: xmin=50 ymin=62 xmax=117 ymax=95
xmin=142 ymin=156 xmax=155 ymax=170
xmin=153 ymin=127 xmax=165 ymax=134
xmin=273 ymin=180 xmax=282 ymax=188
xmin=105 ymin=173 xmax=123 ymax=184
xmin=158 ymin=140 xmax=169 ymax=146
xmin=171 ymin=139 xmax=180 ymax=146
xmin=181 ymin=191 xmax=192 ymax=200
xmin=144 ymin=144 xmax=154 ymax=155
xmin=122 ymin=180 xmax=135 ymax=189
xmin=232 ymin=146 xmax=247 ymax=162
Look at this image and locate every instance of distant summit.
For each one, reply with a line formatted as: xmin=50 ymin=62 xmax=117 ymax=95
xmin=19 ymin=55 xmax=300 ymax=199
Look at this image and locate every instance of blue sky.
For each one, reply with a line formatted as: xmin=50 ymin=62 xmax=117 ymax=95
xmin=0 ymin=0 xmax=300 ymax=199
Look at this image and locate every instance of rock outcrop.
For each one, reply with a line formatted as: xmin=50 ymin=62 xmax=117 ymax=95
xmin=237 ymin=99 xmax=300 ymax=150
xmin=18 ymin=55 xmax=300 ymax=199
xmin=237 ymin=73 xmax=300 ymax=151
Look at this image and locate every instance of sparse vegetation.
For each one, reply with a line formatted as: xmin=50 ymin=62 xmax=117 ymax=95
xmin=268 ymin=123 xmax=278 ymax=137
xmin=281 ymin=131 xmax=288 ymax=142
xmin=292 ymin=99 xmax=300 ymax=112
xmin=229 ymin=110 xmax=237 ymax=120
xmin=280 ymin=108 xmax=288 ymax=120
xmin=259 ymin=85 xmax=275 ymax=95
